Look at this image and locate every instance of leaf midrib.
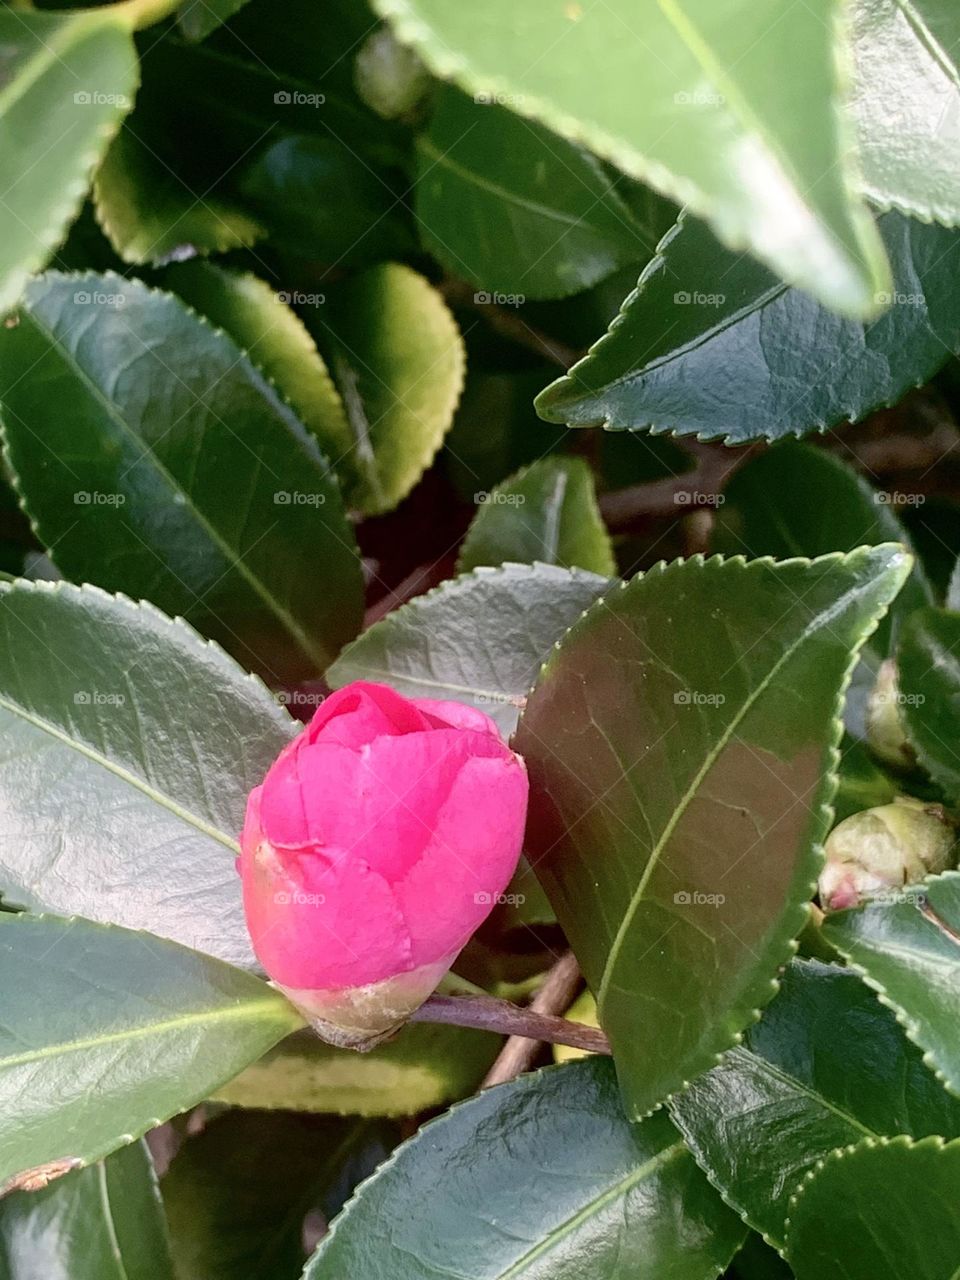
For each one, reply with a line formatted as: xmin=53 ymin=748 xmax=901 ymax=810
xmin=496 ymin=1140 xmax=686 ymax=1278
xmin=577 ymin=274 xmax=789 ymax=403
xmin=655 ymin=0 xmax=849 ymax=262
xmin=0 ymin=688 xmax=238 ymax=853
xmin=0 ymin=12 xmax=110 ymax=119
xmin=19 ymin=298 xmax=328 ymax=670
xmin=893 ymin=0 xmax=960 ymax=90
xmin=0 ymin=994 xmax=288 ymax=1071
xmin=597 ymin=569 xmax=880 ymax=1010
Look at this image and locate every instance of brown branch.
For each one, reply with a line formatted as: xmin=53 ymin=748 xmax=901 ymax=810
xmin=440 ymin=280 xmax=580 ymax=370
xmin=409 ymin=957 xmax=609 ymax=1065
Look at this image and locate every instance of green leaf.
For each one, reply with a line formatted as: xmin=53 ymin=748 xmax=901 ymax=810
xmin=444 ymin=368 xmax=567 ymax=500
xmin=536 ymin=211 xmax=960 ymax=440
xmin=0 ymin=913 xmax=301 ymax=1189
xmin=513 ymin=547 xmax=911 ymax=1117
xmin=0 ymin=271 xmax=363 ymax=684
xmin=0 ymin=8 xmax=138 ymax=314
xmin=823 ymin=869 xmax=960 ymax=1097
xmin=308 ymin=263 xmax=465 ymax=514
xmin=213 ymin=1022 xmax=499 ymax=1117
xmin=415 ymin=86 xmax=664 ymax=300
xmin=178 ymin=0 xmax=252 ymax=40
xmin=94 ymin=122 xmax=264 ymax=265
xmin=372 ymin=0 xmax=889 ymax=317
xmin=0 ymin=579 xmax=294 ymax=967
xmin=163 ymin=1112 xmax=389 ymax=1280
xmin=304 ymin=1058 xmax=745 ymax=1279
xmin=161 ymin=260 xmax=353 ymax=466
xmin=852 ymin=0 xmax=960 ymax=225
xmin=718 ymin=444 xmax=933 ymax=659
xmin=784 ymin=1136 xmax=960 ymax=1280
xmin=898 ymin=606 xmax=960 ymax=800
xmin=668 ymin=959 xmax=960 ymax=1248
xmin=237 ymin=136 xmax=415 ymax=269
xmin=328 ymin=562 xmax=610 ymax=736
xmin=0 ymin=1141 xmax=173 ymax=1280
xmin=458 ymin=458 xmax=616 ymax=576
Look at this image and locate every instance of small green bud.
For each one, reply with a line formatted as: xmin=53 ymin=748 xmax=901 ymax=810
xmin=819 ymin=795 xmax=956 ymax=911
xmin=354 ymin=27 xmax=430 ymax=123
xmin=865 ymin=659 xmax=916 ymax=772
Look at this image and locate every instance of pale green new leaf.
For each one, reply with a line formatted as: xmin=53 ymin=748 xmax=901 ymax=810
xmin=0 ymin=8 xmax=138 ymax=312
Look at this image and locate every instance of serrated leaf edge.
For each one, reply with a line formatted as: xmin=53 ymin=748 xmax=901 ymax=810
xmin=823 ymin=867 xmax=960 ymax=1100
xmin=518 ymin=546 xmax=911 ymax=1118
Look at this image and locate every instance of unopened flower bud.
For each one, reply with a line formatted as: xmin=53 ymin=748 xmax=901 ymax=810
xmin=240 ymin=682 xmax=528 ymax=1048
xmin=354 ymin=27 xmax=430 ymax=122
xmin=819 ymin=796 xmax=955 ymax=911
xmin=865 ymin=659 xmax=916 ymax=772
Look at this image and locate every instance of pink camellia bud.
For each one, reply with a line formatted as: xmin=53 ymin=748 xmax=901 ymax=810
xmin=240 ymin=681 xmax=528 ymax=1048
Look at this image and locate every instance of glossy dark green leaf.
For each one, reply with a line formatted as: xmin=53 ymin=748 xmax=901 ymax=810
xmin=237 ymin=136 xmax=414 ymax=269
xmin=443 ymin=367 xmax=567 ymax=500
xmin=304 ymin=1058 xmax=745 ymax=1279
xmin=308 ymin=263 xmax=465 ymax=515
xmin=668 ymin=959 xmax=960 ymax=1248
xmin=784 ymin=1136 xmax=960 ymax=1280
xmin=0 ymin=272 xmax=363 ymax=684
xmin=416 ymin=87 xmax=665 ymax=300
xmin=0 ymin=8 xmax=138 ymax=314
xmin=163 ymin=1112 xmax=389 ymax=1280
xmin=0 ymin=1141 xmax=173 ymax=1280
xmin=0 ymin=580 xmax=294 ymax=967
xmin=458 ymin=458 xmax=615 ymax=576
xmin=514 ymin=547 xmax=911 ymax=1117
xmin=214 ymin=1022 xmax=500 ymax=1117
xmin=161 ymin=260 xmax=353 ymax=470
xmin=328 ymin=562 xmax=610 ymax=735
xmin=0 ymin=913 xmax=301 ymax=1189
xmin=718 ymin=444 xmax=933 ymax=658
xmin=898 ymin=606 xmax=960 ymax=799
xmin=852 ymin=0 xmax=960 ymax=225
xmin=373 ymin=0 xmax=889 ymax=317
xmin=536 ymin=212 xmax=960 ymax=440
xmin=823 ymin=869 xmax=960 ymax=1097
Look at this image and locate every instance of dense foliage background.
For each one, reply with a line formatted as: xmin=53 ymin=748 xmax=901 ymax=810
xmin=0 ymin=0 xmax=960 ymax=1276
